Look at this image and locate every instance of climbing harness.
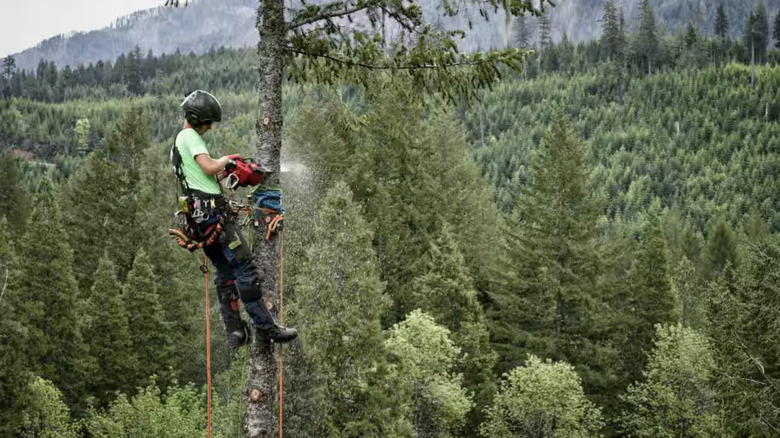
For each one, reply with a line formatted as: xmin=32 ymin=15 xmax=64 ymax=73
xmin=169 ymin=140 xmax=230 ymax=249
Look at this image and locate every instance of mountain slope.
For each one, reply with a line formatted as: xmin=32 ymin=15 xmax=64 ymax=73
xmin=11 ymin=0 xmax=780 ymax=71
xmin=13 ymin=0 xmax=257 ymax=71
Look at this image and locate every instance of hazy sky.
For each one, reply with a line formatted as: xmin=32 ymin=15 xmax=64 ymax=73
xmin=0 ymin=0 xmax=166 ymax=58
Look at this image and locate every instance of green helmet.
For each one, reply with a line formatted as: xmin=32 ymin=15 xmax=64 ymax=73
xmin=181 ymin=90 xmax=222 ymax=125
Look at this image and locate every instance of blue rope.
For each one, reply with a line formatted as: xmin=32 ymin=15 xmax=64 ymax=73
xmin=252 ymin=186 xmax=284 ymax=226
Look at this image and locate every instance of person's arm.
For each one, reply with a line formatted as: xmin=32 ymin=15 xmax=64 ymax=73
xmin=195 ymin=153 xmax=230 ymax=176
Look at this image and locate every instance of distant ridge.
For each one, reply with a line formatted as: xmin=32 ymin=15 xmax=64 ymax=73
xmin=11 ymin=0 xmax=780 ymax=71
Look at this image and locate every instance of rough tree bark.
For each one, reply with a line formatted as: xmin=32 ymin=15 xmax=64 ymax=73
xmin=244 ymin=0 xmax=286 ymax=435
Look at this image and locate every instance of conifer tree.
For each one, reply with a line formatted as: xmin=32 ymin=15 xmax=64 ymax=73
xmin=773 ymin=12 xmax=780 ymax=48
xmin=0 ymin=152 xmax=29 ymax=233
xmin=621 ymin=324 xmax=722 ymax=437
xmin=637 ymin=0 xmax=658 ymax=74
xmin=703 ymin=217 xmax=738 ymax=276
xmin=63 ymin=105 xmax=150 ymax=290
xmin=601 ymin=0 xmax=623 ymax=62
xmin=613 ymin=210 xmax=679 ymax=392
xmin=538 ymin=13 xmax=551 ymax=50
xmin=7 ymin=175 xmax=91 ymax=411
xmin=408 ymin=225 xmax=497 ymax=429
xmin=0 ymin=218 xmax=33 ymax=435
xmin=124 ymin=249 xmax=173 ymax=389
xmin=672 ymin=257 xmax=706 ymax=330
xmin=745 ymin=2 xmax=769 ymax=85
xmin=63 ymin=151 xmax=121 ymax=291
xmin=711 ymin=239 xmax=780 ymax=434
xmin=291 ymin=181 xmax=408 ymax=436
xmin=512 ymin=16 xmax=534 ymax=49
xmin=1 ymin=55 xmax=14 ymax=79
xmin=715 ymin=4 xmax=728 ymax=42
xmin=744 ymin=208 xmax=770 ymax=242
xmin=125 ymin=46 xmax=143 ymax=95
xmin=83 ymin=255 xmax=137 ymax=405
xmin=506 ymin=110 xmax=604 ymax=372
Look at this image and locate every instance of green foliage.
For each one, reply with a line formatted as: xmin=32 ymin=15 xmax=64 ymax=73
xmin=7 ymin=175 xmax=91 ymax=412
xmin=409 ymin=225 xmax=497 ymax=428
xmin=672 ymin=257 xmax=708 ymax=330
xmin=386 ymin=309 xmax=472 ymax=438
xmin=511 ymin=16 xmax=534 ymax=49
xmin=774 ymin=11 xmax=780 ymax=47
xmin=83 ymin=255 xmax=137 ymax=406
xmin=498 ymin=110 xmax=605 ymax=385
xmin=480 ymin=355 xmax=604 ymax=438
xmin=124 ymin=249 xmax=174 ymax=389
xmin=290 ymin=181 xmax=409 ymax=437
xmin=635 ymin=0 xmax=659 ymax=74
xmin=85 ymin=381 xmax=205 ymax=438
xmin=716 ymin=4 xmax=729 ymax=41
xmin=63 ymin=104 xmax=151 ymax=290
xmin=288 ymin=84 xmax=507 ymax=317
xmin=18 ymin=377 xmax=79 ymax=438
xmin=11 ymin=15 xmax=780 ymax=436
xmin=601 ymin=0 xmax=626 ymax=62
xmin=0 ymin=152 xmax=30 ymax=233
xmin=708 ymin=237 xmax=780 ymax=435
xmin=745 ymin=2 xmax=770 ymax=63
xmin=0 ymin=216 xmax=33 ymax=436
xmin=703 ymin=217 xmax=738 ymax=276
xmin=621 ymin=324 xmax=723 ymax=438
xmin=610 ymin=210 xmax=680 ymax=406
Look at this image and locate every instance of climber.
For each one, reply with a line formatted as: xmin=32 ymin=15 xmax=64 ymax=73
xmin=170 ymin=89 xmax=298 ymax=348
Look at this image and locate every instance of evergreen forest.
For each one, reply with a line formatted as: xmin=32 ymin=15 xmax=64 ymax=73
xmin=5 ymin=1 xmax=780 ymax=437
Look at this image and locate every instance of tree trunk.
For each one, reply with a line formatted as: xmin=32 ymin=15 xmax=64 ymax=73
xmin=244 ymin=0 xmax=285 ymax=435
xmin=752 ymin=39 xmax=756 ymax=87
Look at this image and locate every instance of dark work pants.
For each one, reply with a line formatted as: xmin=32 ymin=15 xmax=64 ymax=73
xmin=202 ymin=217 xmax=276 ymax=331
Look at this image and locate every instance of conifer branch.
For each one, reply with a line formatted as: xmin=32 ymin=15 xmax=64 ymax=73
xmin=286 ymin=47 xmax=502 ymax=70
xmin=736 ymin=330 xmax=780 ymax=397
xmin=760 ymin=416 xmax=780 ymax=435
xmin=287 ymin=2 xmax=373 ymax=30
xmin=0 ymin=266 xmax=7 ymax=303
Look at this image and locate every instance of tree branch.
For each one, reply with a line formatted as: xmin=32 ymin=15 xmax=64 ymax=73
xmin=0 ymin=266 xmax=7 ymax=304
xmin=735 ymin=329 xmax=780 ymax=397
xmin=286 ymin=47 xmax=488 ymax=70
xmin=760 ymin=416 xmax=780 ymax=435
xmin=287 ymin=2 xmax=372 ymax=30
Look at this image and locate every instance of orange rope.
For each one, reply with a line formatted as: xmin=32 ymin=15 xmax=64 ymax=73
xmin=278 ymin=230 xmax=285 ymax=438
xmin=205 ymin=258 xmax=212 ymax=438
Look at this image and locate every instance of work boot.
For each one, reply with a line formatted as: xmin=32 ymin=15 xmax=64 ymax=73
xmin=257 ymin=324 xmax=299 ymax=343
xmin=216 ymin=284 xmax=247 ymax=349
xmin=229 ymin=320 xmax=250 ymax=349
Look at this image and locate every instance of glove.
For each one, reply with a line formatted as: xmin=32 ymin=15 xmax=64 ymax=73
xmin=225 ymin=159 xmax=238 ymax=173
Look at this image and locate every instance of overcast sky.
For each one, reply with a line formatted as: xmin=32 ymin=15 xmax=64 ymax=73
xmin=0 ymin=0 xmax=166 ymax=58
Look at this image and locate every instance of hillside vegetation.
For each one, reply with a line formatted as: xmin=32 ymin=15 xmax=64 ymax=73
xmin=3 ymin=1 xmax=780 ymax=437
